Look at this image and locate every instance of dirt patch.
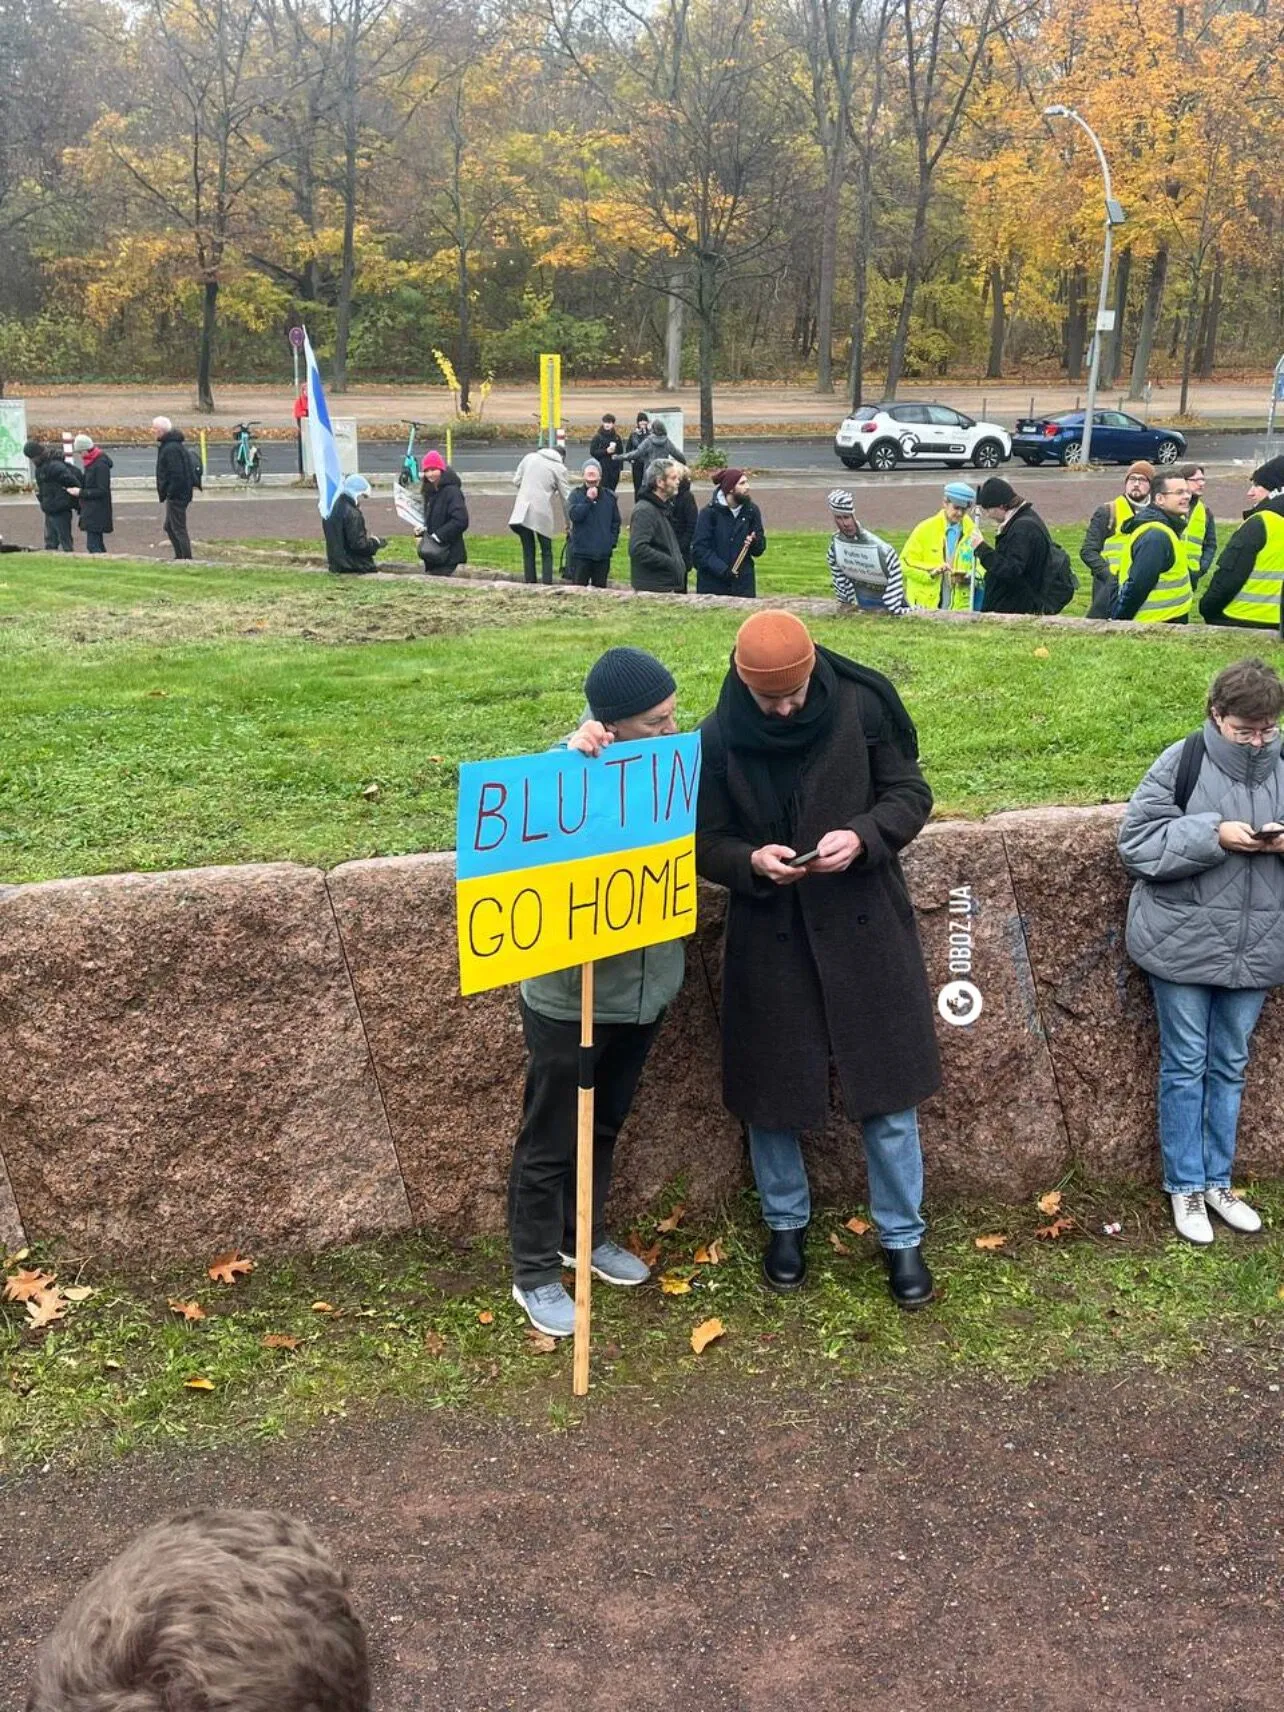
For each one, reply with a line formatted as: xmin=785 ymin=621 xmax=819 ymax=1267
xmin=2 ymin=1362 xmax=1281 ymax=1710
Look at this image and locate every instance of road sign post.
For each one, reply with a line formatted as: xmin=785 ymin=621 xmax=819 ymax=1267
xmin=539 ymin=353 xmax=562 ymax=449
xmin=1268 ymin=354 xmax=1284 ymax=456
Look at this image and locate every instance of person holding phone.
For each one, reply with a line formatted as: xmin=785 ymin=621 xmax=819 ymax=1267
xmin=1118 ymin=656 xmax=1284 ymax=1244
xmin=695 ymin=610 xmax=940 ymax=1307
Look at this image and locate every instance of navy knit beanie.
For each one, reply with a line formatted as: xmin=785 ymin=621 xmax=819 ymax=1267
xmin=584 ymin=647 xmax=676 ymax=723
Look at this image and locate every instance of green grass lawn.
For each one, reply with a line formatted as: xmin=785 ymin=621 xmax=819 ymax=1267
xmin=3 ymin=545 xmax=1281 ymax=884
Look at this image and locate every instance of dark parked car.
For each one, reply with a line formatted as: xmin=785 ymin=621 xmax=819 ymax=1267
xmin=1011 ymin=409 xmax=1186 ymax=468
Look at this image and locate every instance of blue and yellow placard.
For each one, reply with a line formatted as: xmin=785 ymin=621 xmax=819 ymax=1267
xmin=456 ymin=734 xmax=701 ymax=995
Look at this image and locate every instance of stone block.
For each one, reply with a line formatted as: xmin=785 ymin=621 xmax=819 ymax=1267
xmin=0 ymin=865 xmax=410 ymax=1260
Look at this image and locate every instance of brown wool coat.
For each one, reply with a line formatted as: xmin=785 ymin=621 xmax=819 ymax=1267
xmin=696 ymin=676 xmax=942 ymax=1128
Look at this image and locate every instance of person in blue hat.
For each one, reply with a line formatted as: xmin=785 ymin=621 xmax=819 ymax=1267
xmin=322 ymin=474 xmax=384 ymax=575
xmin=900 ymin=480 xmax=983 ymax=611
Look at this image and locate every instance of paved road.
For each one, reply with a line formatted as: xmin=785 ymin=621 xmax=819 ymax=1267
xmin=87 ymin=429 xmax=1271 ymax=481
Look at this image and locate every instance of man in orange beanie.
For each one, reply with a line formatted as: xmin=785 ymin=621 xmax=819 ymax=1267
xmin=695 ymin=609 xmax=940 ymax=1307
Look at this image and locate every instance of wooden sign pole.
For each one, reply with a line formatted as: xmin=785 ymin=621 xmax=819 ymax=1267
xmin=728 ymin=536 xmax=753 ymax=583
xmin=572 ymin=959 xmax=595 ymax=1396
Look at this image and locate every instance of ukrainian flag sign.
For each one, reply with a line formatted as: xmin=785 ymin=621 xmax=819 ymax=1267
xmin=456 ymin=734 xmax=701 ymax=996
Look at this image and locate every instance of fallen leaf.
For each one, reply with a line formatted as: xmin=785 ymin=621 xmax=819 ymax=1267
xmin=659 ymin=1273 xmax=693 ymax=1295
xmin=1278 ymin=1285 xmax=1284 ymax=1301
xmin=207 ymin=1251 xmax=255 ymax=1286
xmin=525 ymin=1328 xmax=557 ymax=1354
xmin=423 ymin=1331 xmax=446 ymax=1357
xmin=478 ymin=1310 xmax=494 ymax=1324
xmin=183 ymin=1376 xmax=216 ymax=1391
xmin=361 ymin=782 xmax=381 ymax=800
xmin=1033 ymin=645 xmax=1050 ymax=659
xmin=844 ymin=1217 xmax=873 ymax=1236
xmin=103 ymin=1359 xmax=121 ymax=1371
xmin=169 ymin=1298 xmax=206 ymax=1322
xmin=310 ymin=1301 xmax=336 ymax=1314
xmin=626 ymin=1232 xmax=662 ymax=1267
xmin=3 ymin=1247 xmax=29 ymax=1267
xmin=655 ymin=1205 xmax=687 ymax=1234
xmin=603 ymin=1340 xmax=622 ymax=1360
xmin=62 ymin=1286 xmax=95 ymax=1302
xmin=26 ymin=1290 xmax=67 ymax=1329
xmin=693 ymin=1240 xmax=724 ymax=1265
xmin=1037 ymin=1190 xmax=1064 ymax=1215
xmin=691 ymin=1317 xmax=726 ymax=1355
xmin=974 ymin=1233 xmax=1008 ymax=1251
xmin=261 ymin=1334 xmax=300 ymax=1351
xmin=428 ymin=754 xmax=443 ymax=763
xmin=828 ymin=1232 xmax=852 ymax=1255
xmin=1035 ymin=1218 xmax=1075 ymax=1241
xmin=4 ymin=1268 xmax=56 ymax=1303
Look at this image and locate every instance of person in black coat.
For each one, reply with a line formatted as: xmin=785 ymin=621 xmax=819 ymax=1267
xmin=417 ymin=451 xmax=469 ymax=575
xmin=24 ymin=440 xmax=80 ymax=551
xmin=566 ymin=459 xmax=621 ymax=587
xmin=624 ymin=412 xmax=651 ymax=499
xmin=669 ymin=473 xmax=698 ymax=587
xmin=628 ymin=459 xmax=687 ymax=593
xmin=588 ymin=414 xmax=625 ymax=494
xmin=322 ymin=475 xmax=384 ymax=574
xmin=692 ymin=468 xmax=767 ymax=597
xmin=974 ymin=477 xmax=1050 ymax=614
xmin=73 ymin=434 xmax=113 ymax=553
xmin=695 ymin=608 xmax=939 ymax=1309
xmin=153 ymin=416 xmax=196 ymax=560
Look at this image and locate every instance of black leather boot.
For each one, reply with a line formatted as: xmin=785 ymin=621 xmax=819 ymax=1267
xmin=885 ymin=1245 xmax=934 ymax=1310
xmin=763 ymin=1227 xmax=807 ymax=1292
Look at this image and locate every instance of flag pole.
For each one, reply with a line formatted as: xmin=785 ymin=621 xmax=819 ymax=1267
xmin=572 ymin=959 xmax=595 ymax=1396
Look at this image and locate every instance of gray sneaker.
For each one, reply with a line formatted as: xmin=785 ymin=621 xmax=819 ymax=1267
xmin=511 ymin=1281 xmax=575 ymax=1338
xmin=559 ymin=1239 xmax=651 ymax=1286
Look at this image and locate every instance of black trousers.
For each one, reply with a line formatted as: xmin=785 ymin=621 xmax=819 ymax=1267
xmin=85 ymin=531 xmax=106 ymax=554
xmin=43 ymin=512 xmax=74 ymax=551
xmin=571 ymin=555 xmax=611 ymax=588
xmin=164 ymin=497 xmax=192 ymax=559
xmin=511 ymin=523 xmax=552 ymax=584
xmin=603 ymin=463 xmax=621 ymax=493
xmin=509 ymin=999 xmax=661 ymax=1288
xmin=1087 ymin=568 xmax=1117 ymax=620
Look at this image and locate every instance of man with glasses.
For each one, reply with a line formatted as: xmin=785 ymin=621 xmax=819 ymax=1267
xmin=1119 ymin=657 xmax=1284 ymax=1245
xmin=1176 ymin=462 xmax=1217 ymax=587
xmin=1200 ymin=457 xmax=1284 ymax=631
xmin=1113 ymin=472 xmax=1193 ymax=623
xmin=1081 ymin=459 xmax=1153 ymax=619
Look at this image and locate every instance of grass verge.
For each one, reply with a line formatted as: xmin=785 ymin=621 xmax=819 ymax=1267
xmin=3 ymin=1181 xmax=1282 ymax=1474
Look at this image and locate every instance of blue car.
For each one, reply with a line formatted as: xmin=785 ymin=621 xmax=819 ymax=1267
xmin=1011 ymin=409 xmax=1186 ymax=468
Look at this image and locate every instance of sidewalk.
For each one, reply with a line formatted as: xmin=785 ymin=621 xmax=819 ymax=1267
xmin=14 ymin=375 xmax=1279 ymax=438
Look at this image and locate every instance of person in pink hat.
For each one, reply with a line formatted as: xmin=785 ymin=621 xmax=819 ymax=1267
xmin=417 ymin=449 xmax=469 ymax=575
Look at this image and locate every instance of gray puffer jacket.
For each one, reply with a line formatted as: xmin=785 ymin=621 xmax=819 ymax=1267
xmin=1118 ymin=719 xmax=1284 ymax=988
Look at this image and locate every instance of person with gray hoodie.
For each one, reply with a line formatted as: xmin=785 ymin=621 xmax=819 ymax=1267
xmin=1118 ymin=656 xmax=1284 ymax=1245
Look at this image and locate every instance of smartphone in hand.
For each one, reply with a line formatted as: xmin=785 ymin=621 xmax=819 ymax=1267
xmin=785 ymin=847 xmax=821 ymax=868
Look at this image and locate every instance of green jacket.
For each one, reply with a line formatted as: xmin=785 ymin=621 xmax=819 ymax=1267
xmin=521 ymin=939 xmax=685 ymax=1025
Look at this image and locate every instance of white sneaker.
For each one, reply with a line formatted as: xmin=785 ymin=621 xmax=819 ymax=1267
xmin=1203 ymin=1187 xmax=1263 ymax=1234
xmin=1170 ymin=1192 xmax=1214 ymax=1245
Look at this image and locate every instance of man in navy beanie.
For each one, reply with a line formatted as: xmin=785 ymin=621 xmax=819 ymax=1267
xmin=509 ymin=646 xmax=683 ymax=1339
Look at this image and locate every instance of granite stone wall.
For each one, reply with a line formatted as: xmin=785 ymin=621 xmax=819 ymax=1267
xmin=3 ymin=807 xmax=1280 ymax=1261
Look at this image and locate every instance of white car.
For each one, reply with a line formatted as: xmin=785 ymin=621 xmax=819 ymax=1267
xmin=834 ymin=402 xmax=1012 ymax=473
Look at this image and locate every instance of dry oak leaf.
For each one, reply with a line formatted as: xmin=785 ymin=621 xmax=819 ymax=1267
xmin=655 ymin=1205 xmax=687 ymax=1234
xmin=659 ymin=1274 xmax=693 ymax=1295
xmin=525 ymin=1328 xmax=557 ymax=1354
xmin=3 ymin=1247 xmax=30 ymax=1267
xmin=5 ymin=1268 xmax=56 ymax=1304
xmin=1035 ymin=1218 xmax=1075 ymax=1241
xmin=693 ymin=1241 xmax=725 ymax=1265
xmin=1037 ymin=1190 xmax=1064 ymax=1216
xmin=844 ymin=1217 xmax=873 ymax=1236
xmin=691 ymin=1318 xmax=726 ymax=1355
xmin=974 ymin=1234 xmax=1008 ymax=1251
xmin=423 ymin=1331 xmax=446 ymax=1357
xmin=26 ymin=1290 xmax=68 ymax=1329
xmin=828 ymin=1232 xmax=852 ymax=1255
xmin=1032 ymin=646 xmax=1051 ymax=660
xmin=626 ymin=1232 xmax=662 ymax=1268
xmin=184 ymin=1376 xmax=216 ymax=1391
xmin=207 ymin=1252 xmax=255 ymax=1286
xmin=63 ymin=1286 xmax=95 ymax=1303
xmin=168 ymin=1299 xmax=206 ymax=1322
xmin=310 ymin=1301 xmax=337 ymax=1314
xmin=261 ymin=1334 xmax=301 ymax=1351
xmin=478 ymin=1310 xmax=494 ymax=1325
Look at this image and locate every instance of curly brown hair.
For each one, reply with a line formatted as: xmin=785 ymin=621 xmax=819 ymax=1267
xmin=1207 ymin=657 xmax=1284 ymax=724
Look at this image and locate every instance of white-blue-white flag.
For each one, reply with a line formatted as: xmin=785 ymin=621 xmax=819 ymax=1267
xmin=303 ymin=330 xmax=343 ymax=519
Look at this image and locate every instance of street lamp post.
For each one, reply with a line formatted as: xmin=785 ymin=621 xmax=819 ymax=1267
xmin=1043 ymin=105 xmax=1126 ymax=469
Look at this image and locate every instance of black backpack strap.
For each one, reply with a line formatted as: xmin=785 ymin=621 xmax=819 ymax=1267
xmin=1172 ymin=730 xmax=1206 ymax=813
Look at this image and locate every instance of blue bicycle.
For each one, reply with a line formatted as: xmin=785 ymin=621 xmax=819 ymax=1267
xmin=230 ymin=422 xmax=263 ymax=483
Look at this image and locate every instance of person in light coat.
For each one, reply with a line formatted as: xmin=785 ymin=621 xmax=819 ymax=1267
xmin=1118 ymin=656 xmax=1284 ymax=1246
xmin=509 ymin=446 xmax=571 ymax=584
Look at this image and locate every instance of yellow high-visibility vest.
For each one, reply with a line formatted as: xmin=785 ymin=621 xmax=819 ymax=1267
xmin=1118 ymin=519 xmax=1193 ymax=623
xmin=900 ymin=510 xmax=977 ymax=611
xmin=1185 ymin=498 xmax=1208 ymax=580
xmin=1223 ymin=511 xmax=1284 ymax=625
xmin=1102 ymin=494 xmax=1135 ymax=580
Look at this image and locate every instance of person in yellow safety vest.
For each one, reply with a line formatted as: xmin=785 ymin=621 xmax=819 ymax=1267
xmin=1081 ymin=460 xmax=1153 ymax=618
xmin=900 ymin=480 xmax=983 ymax=611
xmin=1114 ymin=471 xmax=1193 ymax=623
xmin=1200 ymin=456 xmax=1284 ymax=631
xmin=1177 ymin=462 xmax=1217 ymax=586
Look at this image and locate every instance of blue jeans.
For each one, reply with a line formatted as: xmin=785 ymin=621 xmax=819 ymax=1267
xmin=748 ymin=1109 xmax=926 ymax=1250
xmin=1150 ymin=977 xmax=1267 ymax=1195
